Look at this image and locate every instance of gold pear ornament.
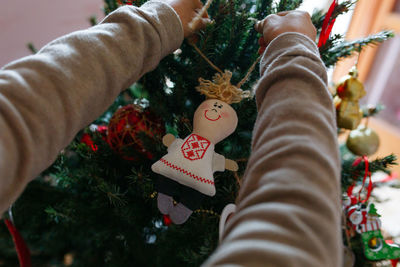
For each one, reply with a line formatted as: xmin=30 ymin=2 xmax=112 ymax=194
xmin=346 ymin=125 xmax=380 ymax=156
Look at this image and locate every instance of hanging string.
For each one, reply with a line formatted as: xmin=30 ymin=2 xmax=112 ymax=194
xmin=359 ymin=156 xmax=372 ymax=203
xmin=365 ymin=117 xmax=370 ymax=128
xmin=191 ymin=42 xmax=261 ymax=90
xmin=188 ymin=0 xmax=214 ymax=31
xmin=236 ymin=56 xmax=261 ymax=89
xmin=348 ymin=156 xmax=372 ymax=203
xmin=188 ymin=0 xmax=261 ymax=91
xmin=233 ymin=171 xmax=242 ymax=187
xmin=191 ymin=44 xmax=223 ymax=74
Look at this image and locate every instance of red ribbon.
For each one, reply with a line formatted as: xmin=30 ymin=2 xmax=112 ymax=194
xmin=381 ymin=173 xmax=398 ymax=183
xmin=318 ymin=0 xmax=338 ymax=47
xmin=348 ymin=156 xmax=372 ymax=203
xmin=390 ymin=259 xmax=399 ymax=267
xmin=4 ymin=219 xmax=31 ymax=267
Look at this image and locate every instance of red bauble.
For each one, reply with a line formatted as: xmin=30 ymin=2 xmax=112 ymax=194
xmin=107 ymin=105 xmax=165 ymax=160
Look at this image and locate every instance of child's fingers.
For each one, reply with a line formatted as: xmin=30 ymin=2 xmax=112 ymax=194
xmin=256 ymin=10 xmax=316 ymax=47
xmin=192 ymin=0 xmax=208 ymax=19
xmin=197 ymin=17 xmax=212 ymax=28
xmin=189 ymin=17 xmax=211 ymax=35
xmin=255 ymin=14 xmax=277 ymax=33
xmin=276 ymin=11 xmax=290 ymax=16
xmin=254 ymin=19 xmax=264 ymax=33
xmin=193 ymin=0 xmax=203 ymax=9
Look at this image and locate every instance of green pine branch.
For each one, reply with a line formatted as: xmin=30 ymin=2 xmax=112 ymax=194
xmin=103 ymin=0 xmax=119 ymax=15
xmin=361 ymin=104 xmax=385 ymax=118
xmin=276 ymin=0 xmax=303 ymax=12
xmin=321 ymin=30 xmax=395 ymax=67
xmin=27 ymin=43 xmax=37 ymax=54
xmin=341 ymin=154 xmax=398 ymax=189
xmin=89 ymin=16 xmax=98 ymax=26
xmin=312 ymin=0 xmax=357 ymax=31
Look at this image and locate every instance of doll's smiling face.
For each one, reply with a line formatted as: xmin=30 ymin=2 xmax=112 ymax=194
xmin=204 ymin=101 xmax=224 ymax=121
xmin=193 ymin=99 xmax=238 ymax=144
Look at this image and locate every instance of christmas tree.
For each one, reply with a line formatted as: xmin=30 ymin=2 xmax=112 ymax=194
xmin=0 ymin=0 xmax=397 ymax=266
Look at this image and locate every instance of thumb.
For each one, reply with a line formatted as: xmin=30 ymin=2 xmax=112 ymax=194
xmin=188 ymin=17 xmax=212 ymax=35
xmin=254 ymin=19 xmax=264 ymax=33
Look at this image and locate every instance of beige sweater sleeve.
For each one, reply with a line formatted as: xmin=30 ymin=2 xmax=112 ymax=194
xmin=0 ymin=1 xmax=183 ymax=214
xmin=204 ymin=33 xmax=342 ymax=266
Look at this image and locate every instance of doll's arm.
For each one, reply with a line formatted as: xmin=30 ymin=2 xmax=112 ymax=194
xmin=162 ymin=134 xmax=176 ymax=148
xmin=212 ymin=153 xmax=225 ymax=172
xmin=213 ymin=153 xmax=238 ymax=172
xmin=225 ymin=159 xmax=238 ymax=172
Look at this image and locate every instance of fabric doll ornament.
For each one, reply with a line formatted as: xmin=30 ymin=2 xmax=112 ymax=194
xmin=151 ymin=71 xmax=250 ymax=224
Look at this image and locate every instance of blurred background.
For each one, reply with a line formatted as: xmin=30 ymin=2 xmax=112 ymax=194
xmin=0 ymin=0 xmax=104 ymax=66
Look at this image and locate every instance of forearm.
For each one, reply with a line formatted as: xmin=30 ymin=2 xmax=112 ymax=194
xmin=205 ymin=33 xmax=341 ymax=266
xmin=0 ymin=1 xmax=183 ymax=214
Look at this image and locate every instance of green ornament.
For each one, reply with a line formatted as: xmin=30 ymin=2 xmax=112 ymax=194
xmin=368 ymin=203 xmax=381 ymax=217
xmin=361 ymin=230 xmax=400 ymax=261
xmin=346 ymin=125 xmax=380 ymax=156
xmin=359 ymin=203 xmax=400 ymax=261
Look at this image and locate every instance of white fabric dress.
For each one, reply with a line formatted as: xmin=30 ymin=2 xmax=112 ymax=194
xmin=151 ymin=134 xmax=225 ymax=196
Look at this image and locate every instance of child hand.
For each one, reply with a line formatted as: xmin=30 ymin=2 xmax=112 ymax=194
xmin=255 ymin=10 xmax=316 ymax=48
xmin=167 ymin=0 xmax=211 ymax=37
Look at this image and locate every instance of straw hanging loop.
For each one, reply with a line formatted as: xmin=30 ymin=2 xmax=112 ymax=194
xmin=188 ymin=0 xmax=260 ymax=103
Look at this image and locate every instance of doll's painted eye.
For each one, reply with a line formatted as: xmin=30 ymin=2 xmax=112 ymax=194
xmin=214 ymin=102 xmax=218 ymax=107
xmin=218 ymin=104 xmax=223 ymax=109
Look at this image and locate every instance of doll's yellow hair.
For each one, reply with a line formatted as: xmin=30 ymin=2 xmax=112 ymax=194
xmin=196 ymin=70 xmax=251 ymax=104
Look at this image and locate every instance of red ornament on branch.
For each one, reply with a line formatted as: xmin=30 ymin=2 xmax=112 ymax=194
xmin=107 ymin=104 xmax=165 ymax=161
xmin=81 ymin=133 xmax=98 ymax=152
xmin=80 ymin=125 xmax=108 ymax=152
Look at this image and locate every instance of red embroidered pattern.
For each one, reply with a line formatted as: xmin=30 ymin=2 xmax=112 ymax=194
xmin=160 ymin=158 xmax=214 ymax=185
xmin=181 ymin=134 xmax=210 ymax=161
